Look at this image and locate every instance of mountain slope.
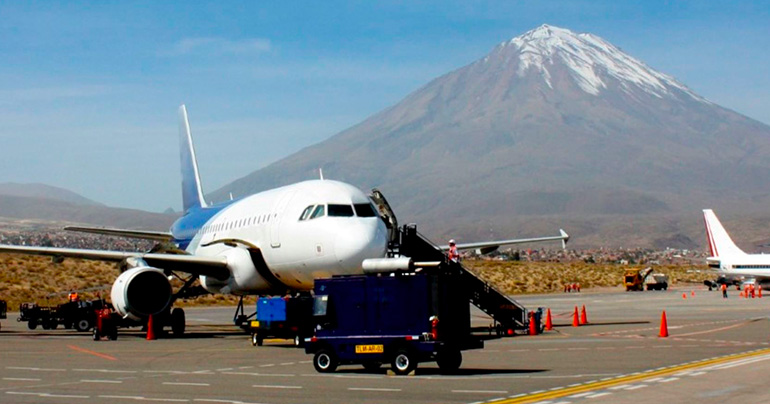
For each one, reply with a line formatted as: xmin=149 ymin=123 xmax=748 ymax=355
xmin=211 ymin=25 xmax=770 ymax=248
xmin=0 ymin=183 xmax=103 ymax=206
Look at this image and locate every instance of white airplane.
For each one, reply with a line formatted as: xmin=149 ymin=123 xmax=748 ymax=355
xmin=0 ymin=105 xmax=569 ymax=334
xmin=703 ymin=209 xmax=770 ymax=288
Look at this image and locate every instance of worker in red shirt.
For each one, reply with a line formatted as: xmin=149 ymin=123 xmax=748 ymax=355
xmin=448 ymin=239 xmax=460 ymax=263
xmin=721 ymin=283 xmax=728 ymax=298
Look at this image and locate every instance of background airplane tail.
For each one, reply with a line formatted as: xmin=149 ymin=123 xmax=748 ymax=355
xmin=178 ymin=105 xmax=208 ymax=212
xmin=703 ymin=209 xmax=746 ymax=258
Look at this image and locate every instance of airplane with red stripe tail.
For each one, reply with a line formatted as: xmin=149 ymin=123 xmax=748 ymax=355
xmin=703 ymin=209 xmax=770 ymax=289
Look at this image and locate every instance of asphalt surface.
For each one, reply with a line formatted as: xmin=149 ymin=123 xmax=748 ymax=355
xmin=1 ymin=286 xmax=769 ymax=404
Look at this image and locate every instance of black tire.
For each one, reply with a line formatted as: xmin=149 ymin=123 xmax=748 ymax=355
xmin=48 ymin=321 xmax=58 ymax=330
xmin=391 ymin=348 xmax=417 ymax=376
xmin=251 ymin=333 xmax=259 ymax=347
xmin=28 ymin=320 xmax=37 ymax=330
xmin=294 ymin=335 xmax=303 ymax=347
xmin=41 ymin=321 xmax=50 ymax=330
xmin=109 ymin=327 xmax=118 ymax=341
xmin=362 ymin=362 xmax=381 ymax=371
xmin=313 ymin=349 xmax=338 ymax=373
xmin=75 ymin=318 xmax=91 ymax=332
xmin=64 ymin=322 xmax=72 ymax=330
xmin=92 ymin=327 xmax=100 ymax=341
xmin=437 ymin=350 xmax=462 ymax=373
xmin=171 ymin=308 xmax=186 ymax=337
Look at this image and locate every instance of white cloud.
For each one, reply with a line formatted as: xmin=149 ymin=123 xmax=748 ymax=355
xmin=168 ymin=37 xmax=272 ymax=56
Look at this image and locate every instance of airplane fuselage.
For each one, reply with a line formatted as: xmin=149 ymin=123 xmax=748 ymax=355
xmin=169 ymin=179 xmax=389 ymax=295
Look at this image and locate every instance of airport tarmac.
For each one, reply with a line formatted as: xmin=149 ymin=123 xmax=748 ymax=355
xmin=1 ymin=286 xmax=769 ymax=404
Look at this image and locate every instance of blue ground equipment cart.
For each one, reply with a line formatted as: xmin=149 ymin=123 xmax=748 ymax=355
xmin=248 ymin=296 xmax=314 ymax=347
xmin=304 ymin=268 xmax=483 ymax=375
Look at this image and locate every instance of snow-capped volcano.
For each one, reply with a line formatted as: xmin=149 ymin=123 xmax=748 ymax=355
xmin=214 ymin=25 xmax=770 ymax=249
xmin=496 ymin=24 xmax=705 ymax=102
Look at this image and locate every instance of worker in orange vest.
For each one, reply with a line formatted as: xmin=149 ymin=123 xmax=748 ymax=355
xmin=448 ymin=239 xmax=460 ymax=262
xmin=720 ymin=283 xmax=727 ymax=298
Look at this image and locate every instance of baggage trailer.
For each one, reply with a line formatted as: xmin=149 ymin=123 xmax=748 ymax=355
xmin=304 ymin=269 xmax=484 ymax=375
xmin=17 ymin=299 xmax=108 ymax=331
xmin=247 ymin=296 xmax=314 ymax=347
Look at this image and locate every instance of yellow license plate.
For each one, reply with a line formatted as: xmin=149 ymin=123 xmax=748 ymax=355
xmin=355 ymin=344 xmax=384 ymax=354
xmin=250 ymin=321 xmax=260 ymax=328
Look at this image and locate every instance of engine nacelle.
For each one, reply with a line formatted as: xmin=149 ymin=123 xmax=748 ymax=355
xmin=111 ymin=266 xmax=173 ymax=321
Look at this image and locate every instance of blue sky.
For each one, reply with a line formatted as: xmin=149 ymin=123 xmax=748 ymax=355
xmin=1 ymin=1 xmax=768 ymax=212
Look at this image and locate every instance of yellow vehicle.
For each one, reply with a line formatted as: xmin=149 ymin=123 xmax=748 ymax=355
xmin=624 ymin=267 xmax=653 ymax=291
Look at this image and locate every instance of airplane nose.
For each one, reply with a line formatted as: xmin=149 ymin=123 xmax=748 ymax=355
xmin=334 ymin=221 xmax=388 ymax=273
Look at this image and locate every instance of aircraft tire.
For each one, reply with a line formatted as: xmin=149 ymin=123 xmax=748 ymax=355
xmin=171 ymin=308 xmax=186 ymax=337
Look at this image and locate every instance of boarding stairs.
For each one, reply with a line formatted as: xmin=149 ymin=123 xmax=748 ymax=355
xmin=394 ymin=224 xmax=529 ymax=332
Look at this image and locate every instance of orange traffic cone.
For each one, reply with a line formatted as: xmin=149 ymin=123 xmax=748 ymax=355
xmin=682 ymin=292 xmax=687 ymax=299
xmin=580 ymin=305 xmax=588 ymax=325
xmin=691 ymin=290 xmax=695 ymax=297
xmin=146 ymin=314 xmax=157 ymax=341
xmin=740 ymin=290 xmax=745 ymax=298
xmin=528 ymin=313 xmax=537 ymax=336
xmin=572 ymin=306 xmax=580 ymax=327
xmin=544 ymin=308 xmax=553 ymax=331
xmin=659 ymin=310 xmax=669 ymax=338
xmin=759 ymin=286 xmax=763 ymax=298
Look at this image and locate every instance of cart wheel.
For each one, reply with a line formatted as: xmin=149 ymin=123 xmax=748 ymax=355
xmin=28 ymin=320 xmax=37 ymax=330
xmin=251 ymin=333 xmax=259 ymax=346
xmin=391 ymin=348 xmax=417 ymax=376
xmin=436 ymin=350 xmax=462 ymax=373
xmin=171 ymin=308 xmax=186 ymax=337
xmin=41 ymin=321 xmax=50 ymax=330
xmin=109 ymin=327 xmax=118 ymax=341
xmin=313 ymin=349 xmax=338 ymax=373
xmin=75 ymin=318 xmax=91 ymax=332
xmin=362 ymin=362 xmax=381 ymax=371
xmin=294 ymin=335 xmax=303 ymax=347
xmin=93 ymin=327 xmax=100 ymax=341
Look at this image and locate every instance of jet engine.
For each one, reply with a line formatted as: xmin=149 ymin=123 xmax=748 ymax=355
xmin=111 ymin=266 xmax=173 ymax=321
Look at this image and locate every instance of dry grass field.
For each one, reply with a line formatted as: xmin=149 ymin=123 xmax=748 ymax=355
xmin=0 ymin=254 xmax=708 ymax=313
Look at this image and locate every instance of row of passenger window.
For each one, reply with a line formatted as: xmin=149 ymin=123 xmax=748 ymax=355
xmin=299 ymin=203 xmax=377 ymax=221
xmin=200 ymin=214 xmax=272 ymax=234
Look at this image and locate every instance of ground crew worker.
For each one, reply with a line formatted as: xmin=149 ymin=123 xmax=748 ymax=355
xmin=448 ymin=239 xmax=460 ymax=262
xmin=68 ymin=291 xmax=79 ymax=302
xmin=721 ymin=283 xmax=728 ymax=298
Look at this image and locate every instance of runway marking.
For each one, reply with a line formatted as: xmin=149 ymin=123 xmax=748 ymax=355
xmin=82 ymin=379 xmax=123 ymax=384
xmin=673 ymin=322 xmax=750 ymax=337
xmin=3 ymin=377 xmax=41 ymax=381
xmin=624 ymin=385 xmax=647 ymax=390
xmin=100 ymin=395 xmax=189 ymax=402
xmin=486 ymin=347 xmax=770 ymax=404
xmin=348 ymin=387 xmax=401 ymax=392
xmin=73 ymin=368 xmax=137 ymax=373
xmin=7 ymin=391 xmax=90 ymax=398
xmin=452 ymin=390 xmax=508 ymax=394
xmin=163 ymin=382 xmax=210 ymax=386
xmin=658 ymin=377 xmax=679 ymax=383
xmin=6 ymin=366 xmax=65 ymax=372
xmin=279 ymin=362 xmax=295 ymax=366
xmin=568 ymin=392 xmax=593 ymax=398
xmin=193 ymin=400 xmax=265 ymax=404
xmin=67 ymin=345 xmax=117 ymax=361
xmin=252 ymin=384 xmax=302 ymax=389
xmin=585 ymin=392 xmax=611 ymax=398
xmin=221 ymin=371 xmax=294 ymax=377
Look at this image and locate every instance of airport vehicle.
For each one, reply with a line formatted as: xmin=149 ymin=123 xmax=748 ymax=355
xmin=625 ymin=267 xmax=653 ymax=291
xmin=703 ymin=209 xmax=770 ymax=289
xmin=0 ymin=105 xmax=568 ymax=335
xmin=645 ymin=273 xmax=669 ymax=291
xmin=17 ymin=299 xmax=108 ymax=331
xmin=92 ymin=307 xmax=120 ymax=341
xmin=305 ymin=268 xmax=482 ymax=375
xmin=0 ymin=299 xmax=6 ymax=331
xmin=248 ymin=296 xmax=314 ymax=346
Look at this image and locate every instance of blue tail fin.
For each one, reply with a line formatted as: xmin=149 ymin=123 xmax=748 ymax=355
xmin=178 ymin=105 xmax=208 ymax=212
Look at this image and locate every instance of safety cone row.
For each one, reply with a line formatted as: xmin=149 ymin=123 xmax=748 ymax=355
xmin=544 ymin=308 xmax=553 ymax=331
xmin=579 ymin=305 xmax=588 ymax=325
xmin=659 ymin=310 xmax=669 ymax=338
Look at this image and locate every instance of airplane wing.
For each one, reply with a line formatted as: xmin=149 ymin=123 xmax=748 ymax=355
xmin=0 ymin=244 xmax=230 ymax=280
xmin=439 ymin=229 xmax=570 ymax=254
xmin=64 ymin=226 xmax=174 ymax=242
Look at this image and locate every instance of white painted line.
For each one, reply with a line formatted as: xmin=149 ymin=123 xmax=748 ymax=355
xmin=659 ymin=377 xmax=679 ymax=383
xmin=252 ymin=384 xmax=302 ymax=389
xmin=7 ymin=392 xmax=90 ymax=398
xmin=220 ymin=372 xmax=294 ymax=377
xmin=259 ymin=364 xmax=275 ymax=367
xmin=280 ymin=362 xmax=295 ymax=366
xmin=82 ymin=379 xmax=123 ymax=384
xmin=452 ymin=390 xmax=508 ymax=394
xmin=567 ymin=348 xmax=589 ymax=351
xmin=193 ymin=400 xmax=263 ymax=404
xmin=645 ymin=377 xmax=665 ymax=382
xmin=73 ymin=368 xmax=137 ymax=374
xmin=538 ymin=348 xmax=559 ymax=351
xmin=216 ymin=368 xmax=233 ymax=372
xmin=689 ymin=371 xmax=706 ymax=376
xmin=3 ymin=377 xmax=41 ymax=381
xmin=6 ymin=366 xmax=66 ymax=372
xmin=608 ymin=384 xmax=633 ymax=390
xmin=163 ymin=382 xmax=210 ymax=386
xmin=569 ymin=392 xmax=594 ymax=398
xmin=348 ymin=387 xmax=401 ymax=392
xmin=586 ymin=392 xmax=612 ymax=398
xmin=99 ymin=395 xmax=146 ymax=400
xmin=624 ymin=385 xmax=648 ymax=390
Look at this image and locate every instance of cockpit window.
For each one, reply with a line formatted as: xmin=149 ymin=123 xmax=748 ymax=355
xmin=354 ymin=203 xmax=377 ymax=217
xmin=310 ymin=204 xmax=325 ymax=219
xmin=328 ymin=204 xmax=354 ymax=217
xmin=299 ymin=205 xmax=314 ymax=221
